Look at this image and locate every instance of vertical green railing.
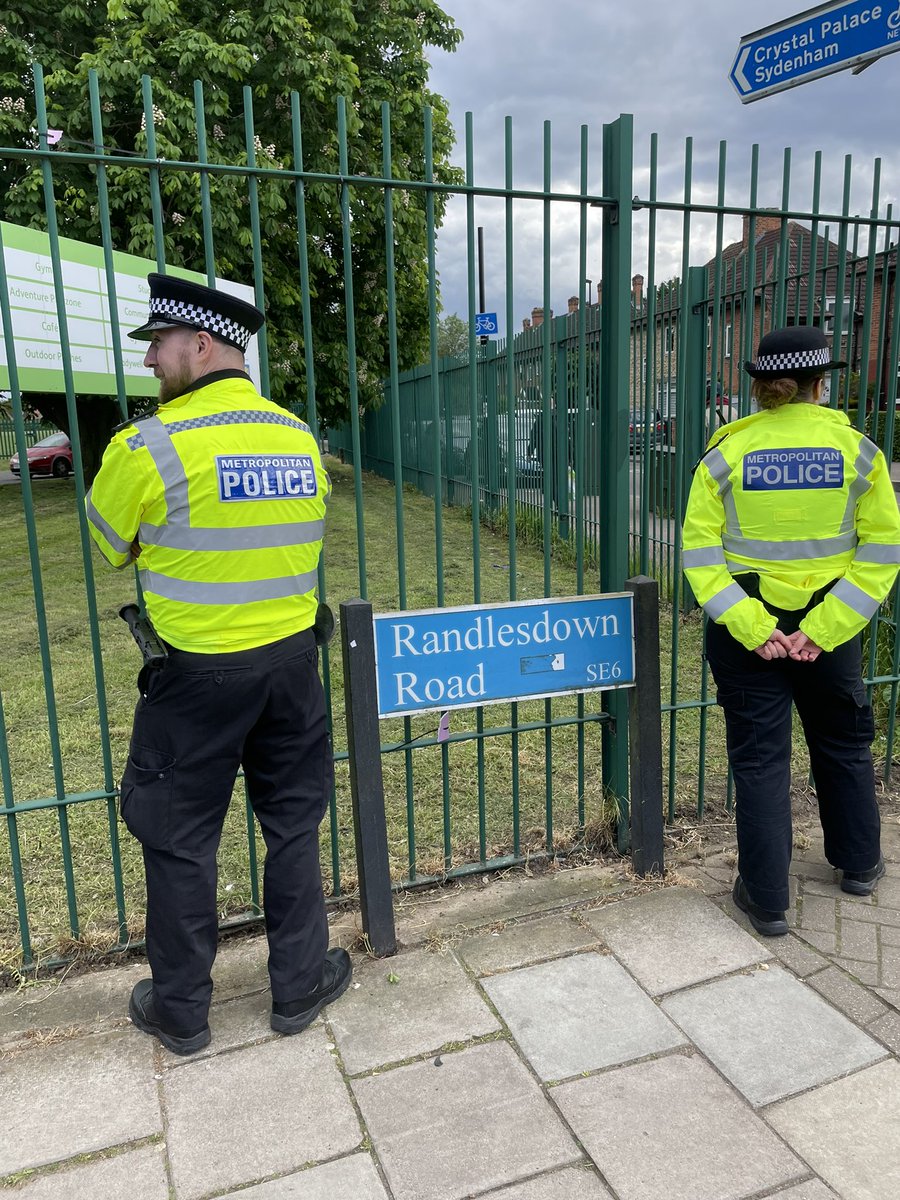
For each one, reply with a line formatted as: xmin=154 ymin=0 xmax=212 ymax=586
xmin=3 ymin=63 xmax=900 ymax=969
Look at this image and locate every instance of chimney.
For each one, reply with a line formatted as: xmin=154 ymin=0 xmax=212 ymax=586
xmin=568 ymin=295 xmax=579 ymax=314
xmin=531 ymin=306 xmax=544 ymax=328
xmin=742 ymin=209 xmax=784 ymax=247
xmin=631 ymin=274 xmax=644 ymax=306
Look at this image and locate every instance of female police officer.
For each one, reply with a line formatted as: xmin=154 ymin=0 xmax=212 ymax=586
xmin=682 ymin=325 xmax=900 ymax=935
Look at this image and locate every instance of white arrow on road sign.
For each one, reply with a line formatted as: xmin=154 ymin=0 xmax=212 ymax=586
xmin=733 ymin=45 xmax=752 ymax=93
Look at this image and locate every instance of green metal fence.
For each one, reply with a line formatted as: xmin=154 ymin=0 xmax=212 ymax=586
xmin=329 ymin=136 xmax=900 ymax=829
xmin=1 ymin=63 xmax=899 ymax=971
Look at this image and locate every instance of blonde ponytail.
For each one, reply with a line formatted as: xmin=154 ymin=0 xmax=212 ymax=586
xmin=751 ymin=375 xmax=821 ymax=410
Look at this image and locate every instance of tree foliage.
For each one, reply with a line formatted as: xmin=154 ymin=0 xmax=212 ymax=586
xmin=436 ymin=311 xmax=468 ymax=360
xmin=0 ymin=1 xmax=462 ymax=474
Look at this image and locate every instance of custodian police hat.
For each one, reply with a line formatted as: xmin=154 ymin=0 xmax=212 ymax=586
xmin=127 ymin=273 xmax=265 ymax=353
xmin=745 ymin=324 xmax=846 ymax=379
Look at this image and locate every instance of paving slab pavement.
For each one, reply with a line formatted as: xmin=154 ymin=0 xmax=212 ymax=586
xmin=2 ymin=852 xmax=900 ymax=1199
xmin=482 ymin=952 xmax=686 ymax=1080
xmin=552 ymin=1054 xmax=805 ymax=1200
xmin=661 ymin=964 xmax=887 ymax=1106
xmin=766 ymin=1058 xmax=900 ymax=1199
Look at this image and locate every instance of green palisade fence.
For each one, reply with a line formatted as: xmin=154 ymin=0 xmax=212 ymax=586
xmin=1 ymin=65 xmax=899 ymax=970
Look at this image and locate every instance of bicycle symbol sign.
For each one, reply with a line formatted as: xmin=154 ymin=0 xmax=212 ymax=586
xmin=474 ymin=312 xmax=498 ymax=337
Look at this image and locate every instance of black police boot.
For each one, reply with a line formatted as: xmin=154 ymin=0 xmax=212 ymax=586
xmin=128 ymin=979 xmax=211 ymax=1056
xmin=271 ymin=948 xmax=353 ymax=1035
xmin=841 ymin=856 xmax=885 ymax=897
xmin=732 ymin=876 xmax=789 ymax=937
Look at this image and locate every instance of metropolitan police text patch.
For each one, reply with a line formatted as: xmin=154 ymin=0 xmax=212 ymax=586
xmin=216 ymin=454 xmax=318 ymax=501
xmin=743 ymin=447 xmax=844 ymax=491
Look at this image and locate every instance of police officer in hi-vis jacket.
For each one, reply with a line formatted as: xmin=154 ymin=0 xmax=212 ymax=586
xmin=86 ymin=274 xmax=351 ymax=1054
xmin=682 ymin=324 xmax=900 ymax=936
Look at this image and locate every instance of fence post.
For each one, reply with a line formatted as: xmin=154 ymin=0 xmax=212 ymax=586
xmin=340 ymin=598 xmax=398 ymax=956
xmin=600 ymin=114 xmax=634 ymax=851
xmin=679 ymin=266 xmax=710 ymax=613
xmin=625 ymin=575 xmax=665 ymax=876
xmin=483 ymin=340 xmax=501 ymax=509
xmin=554 ymin=313 xmax=570 ymax=536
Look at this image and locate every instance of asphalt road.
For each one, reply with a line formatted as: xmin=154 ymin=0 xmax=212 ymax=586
xmin=0 ymin=470 xmax=69 ymax=486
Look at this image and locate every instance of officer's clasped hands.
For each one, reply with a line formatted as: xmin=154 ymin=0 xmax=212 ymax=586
xmin=753 ymin=628 xmax=822 ymax=662
xmin=785 ymin=631 xmax=822 ymax=663
xmin=753 ymin=628 xmax=793 ymax=660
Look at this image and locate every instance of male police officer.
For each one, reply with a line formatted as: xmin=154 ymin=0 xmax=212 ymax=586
xmin=86 ymin=274 xmax=351 ymax=1054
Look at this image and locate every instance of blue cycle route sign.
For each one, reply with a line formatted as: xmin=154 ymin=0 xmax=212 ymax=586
xmin=730 ymin=0 xmax=900 ymax=103
xmin=373 ymin=594 xmax=634 ymax=718
xmin=474 ymin=312 xmax=499 ymax=337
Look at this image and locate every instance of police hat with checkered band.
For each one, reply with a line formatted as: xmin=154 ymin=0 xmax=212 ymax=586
xmin=127 ymin=274 xmax=264 ymax=353
xmin=745 ymin=325 xmax=846 ymax=380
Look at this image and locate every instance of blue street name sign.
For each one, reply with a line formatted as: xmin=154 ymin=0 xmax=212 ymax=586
xmin=373 ymin=594 xmax=634 ymax=718
xmin=474 ymin=311 xmax=499 ymax=337
xmin=730 ymin=0 xmax=900 ymax=103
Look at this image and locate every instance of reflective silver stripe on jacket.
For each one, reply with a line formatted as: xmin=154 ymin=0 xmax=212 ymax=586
xmin=683 ymin=546 xmax=727 ymax=568
xmin=138 ymin=568 xmax=319 ymax=605
xmin=126 ymin=409 xmax=311 ymax=451
xmin=85 ymin=488 xmax=134 ymax=556
xmin=855 ymin=542 xmax=900 ymax=564
xmin=830 ymin=578 xmax=881 ymax=620
xmin=722 ymin=531 xmax=858 ymax=561
xmin=703 ymin=581 xmax=747 ymax=621
xmin=140 ymin=417 xmax=190 ymax=526
xmin=840 ymin=438 xmax=878 ymax=530
xmin=138 ymin=519 xmax=325 ymax=552
xmin=703 ymin=448 xmax=742 ymax=535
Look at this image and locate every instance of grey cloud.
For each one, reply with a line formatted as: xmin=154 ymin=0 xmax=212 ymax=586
xmin=427 ymin=0 xmax=900 ymax=326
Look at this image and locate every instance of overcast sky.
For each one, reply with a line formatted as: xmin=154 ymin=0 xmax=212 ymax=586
xmin=426 ymin=0 xmax=900 ymax=335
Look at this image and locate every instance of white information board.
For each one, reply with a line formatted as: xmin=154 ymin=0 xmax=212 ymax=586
xmin=0 ymin=222 xmax=261 ymax=397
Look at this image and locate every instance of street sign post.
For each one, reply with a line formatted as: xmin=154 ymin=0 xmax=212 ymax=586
xmin=338 ymin=582 xmax=664 ymax=948
xmin=730 ymin=0 xmax=900 ymax=103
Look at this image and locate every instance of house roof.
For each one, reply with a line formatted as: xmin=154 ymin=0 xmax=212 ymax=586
xmin=709 ymin=221 xmax=845 ymax=314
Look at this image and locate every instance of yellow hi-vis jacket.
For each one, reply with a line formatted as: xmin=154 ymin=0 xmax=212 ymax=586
xmin=682 ymin=402 xmax=900 ymax=652
xmin=85 ymin=372 xmax=330 ymax=653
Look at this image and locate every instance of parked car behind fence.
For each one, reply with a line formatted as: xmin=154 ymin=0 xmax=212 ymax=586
xmin=9 ymin=432 xmax=73 ymax=478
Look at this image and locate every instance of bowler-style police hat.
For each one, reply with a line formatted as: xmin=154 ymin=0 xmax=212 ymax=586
xmin=745 ymin=325 xmax=846 ymax=379
xmin=128 ymin=273 xmax=265 ymax=353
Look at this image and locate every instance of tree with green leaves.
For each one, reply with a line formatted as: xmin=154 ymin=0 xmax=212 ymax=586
xmin=0 ymin=1 xmax=462 ymax=477
xmin=436 ymin=311 xmax=468 ymax=360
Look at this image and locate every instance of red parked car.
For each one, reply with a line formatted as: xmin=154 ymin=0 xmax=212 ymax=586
xmin=10 ymin=432 xmax=73 ymax=478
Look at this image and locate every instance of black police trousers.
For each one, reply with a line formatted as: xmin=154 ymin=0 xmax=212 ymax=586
xmin=705 ymin=619 xmax=880 ymax=913
xmin=119 ymin=627 xmax=332 ymax=1036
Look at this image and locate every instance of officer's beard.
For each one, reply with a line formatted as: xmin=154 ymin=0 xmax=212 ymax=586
xmin=157 ymin=347 xmax=196 ymax=404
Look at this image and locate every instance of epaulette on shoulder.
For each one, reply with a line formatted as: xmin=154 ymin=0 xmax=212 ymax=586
xmin=860 ymin=430 xmax=881 ymax=457
xmin=689 ymin=426 xmax=730 ymax=476
xmin=112 ymin=404 xmax=157 ymax=434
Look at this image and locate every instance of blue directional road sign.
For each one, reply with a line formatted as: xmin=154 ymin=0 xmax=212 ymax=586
xmin=730 ymin=0 xmax=900 ymax=103
xmin=373 ymin=594 xmax=634 ymax=718
xmin=474 ymin=311 xmax=499 ymax=337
